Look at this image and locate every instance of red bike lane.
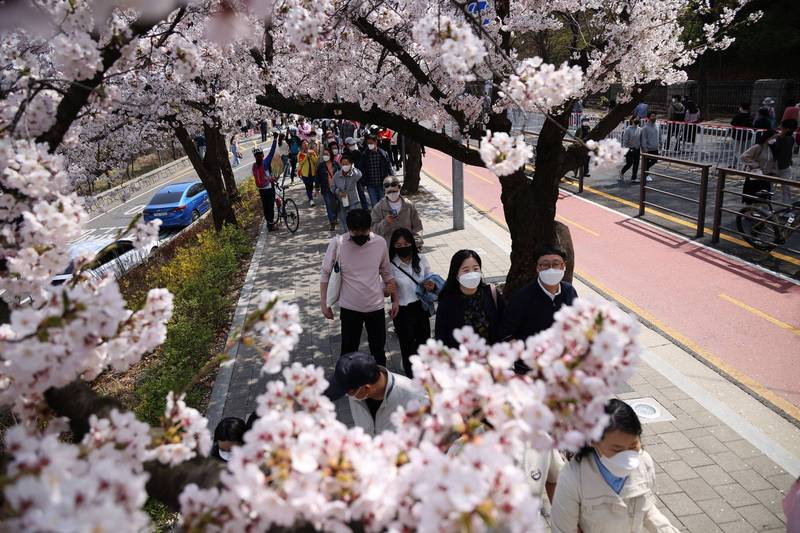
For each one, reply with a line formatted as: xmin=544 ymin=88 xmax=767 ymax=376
xmin=422 ymin=149 xmax=800 ymax=418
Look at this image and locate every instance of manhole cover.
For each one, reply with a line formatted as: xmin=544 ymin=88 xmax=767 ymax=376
xmin=623 ymin=397 xmax=676 ymax=424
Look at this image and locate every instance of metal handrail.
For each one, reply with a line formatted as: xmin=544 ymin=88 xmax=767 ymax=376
xmin=639 ymin=153 xmax=711 ymax=238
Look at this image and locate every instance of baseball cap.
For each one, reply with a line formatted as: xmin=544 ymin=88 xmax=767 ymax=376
xmin=324 ymin=352 xmax=380 ymax=401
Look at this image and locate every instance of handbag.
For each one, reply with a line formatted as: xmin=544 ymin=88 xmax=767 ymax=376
xmin=326 ymin=236 xmax=343 ymax=307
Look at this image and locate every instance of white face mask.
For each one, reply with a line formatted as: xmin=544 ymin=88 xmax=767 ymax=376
xmin=367 ymin=143 xmax=377 ymax=150
xmin=538 ymin=268 xmax=564 ymax=286
xmin=458 ymin=271 xmax=482 ymax=289
xmin=387 ymin=191 xmax=400 ymax=202
xmin=341 ymin=165 xmax=352 ymax=173
xmin=323 ymin=155 xmax=331 ymax=162
xmin=767 ymin=138 xmax=777 ymax=145
xmin=599 ymin=450 xmax=641 ymax=478
xmin=218 ymin=449 xmax=232 ymax=462
xmin=333 ymin=149 xmax=340 ymax=155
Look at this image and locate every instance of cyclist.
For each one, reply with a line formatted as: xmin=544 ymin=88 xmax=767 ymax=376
xmin=252 ymin=132 xmax=279 ymax=231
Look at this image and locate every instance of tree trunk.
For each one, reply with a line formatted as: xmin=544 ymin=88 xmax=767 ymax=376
xmin=213 ymin=127 xmax=239 ymax=201
xmin=174 ymin=125 xmax=238 ymax=230
xmin=402 ymin=140 xmax=423 ymax=193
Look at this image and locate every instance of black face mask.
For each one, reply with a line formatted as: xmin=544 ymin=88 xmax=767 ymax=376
xmin=395 ymin=246 xmax=413 ymax=258
xmin=351 ymin=234 xmax=369 ymax=246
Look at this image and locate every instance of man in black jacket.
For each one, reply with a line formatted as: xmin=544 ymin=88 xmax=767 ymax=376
xmin=502 ymin=244 xmax=578 ymax=344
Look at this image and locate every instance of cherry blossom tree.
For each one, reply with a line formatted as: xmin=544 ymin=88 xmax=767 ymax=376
xmin=251 ymin=0 xmax=757 ymax=292
xmin=0 ymin=1 xmax=755 ymax=530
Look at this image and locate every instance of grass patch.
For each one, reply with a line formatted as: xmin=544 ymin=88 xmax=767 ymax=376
xmin=105 ymin=181 xmax=263 ymax=425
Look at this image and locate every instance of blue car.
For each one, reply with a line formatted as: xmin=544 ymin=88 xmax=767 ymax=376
xmin=143 ymin=181 xmax=210 ymax=228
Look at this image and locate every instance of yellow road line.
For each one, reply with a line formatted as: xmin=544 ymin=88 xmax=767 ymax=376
xmin=562 ymin=178 xmax=800 ymax=267
xmin=556 ymin=215 xmax=600 ymax=237
xmin=577 ymin=269 xmax=800 ymax=422
xmin=424 ymin=163 xmax=800 ymax=423
xmin=719 ymin=293 xmax=800 ymax=337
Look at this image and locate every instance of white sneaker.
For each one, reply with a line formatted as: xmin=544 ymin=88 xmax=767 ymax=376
xmin=309 ymin=199 xmax=315 ymax=207
xmin=646 ymin=175 xmax=653 ymax=182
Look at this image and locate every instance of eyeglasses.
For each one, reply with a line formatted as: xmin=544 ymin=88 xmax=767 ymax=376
xmin=537 ymin=261 xmax=565 ymax=269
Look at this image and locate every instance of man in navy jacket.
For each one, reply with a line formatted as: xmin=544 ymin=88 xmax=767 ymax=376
xmin=502 ymin=244 xmax=578 ymax=343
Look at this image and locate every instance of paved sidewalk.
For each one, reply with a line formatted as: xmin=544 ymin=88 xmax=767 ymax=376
xmin=208 ymin=174 xmax=798 ymax=532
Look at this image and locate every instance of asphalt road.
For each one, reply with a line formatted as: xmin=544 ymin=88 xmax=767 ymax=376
xmin=73 ymin=136 xmax=269 ymax=244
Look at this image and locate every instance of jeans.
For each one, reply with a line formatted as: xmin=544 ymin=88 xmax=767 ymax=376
xmin=322 ymin=190 xmax=337 ymax=223
xmin=356 ymin=179 xmax=368 ymax=208
xmin=620 ymin=148 xmax=640 ymax=179
xmin=197 ymin=146 xmax=206 ymax=159
xmin=289 ymin=154 xmax=298 ymax=177
xmin=367 ymin=184 xmax=384 ymax=207
xmin=258 ymin=187 xmax=275 ymax=228
xmin=301 ymin=176 xmax=314 ymax=201
xmin=337 ymin=202 xmax=362 ymax=233
xmin=392 ymin=300 xmax=430 ymax=378
xmin=340 ymin=307 xmax=386 ymax=366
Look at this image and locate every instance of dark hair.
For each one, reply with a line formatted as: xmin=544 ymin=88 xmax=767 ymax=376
xmin=781 ymin=118 xmax=798 ymax=131
xmin=533 ymin=244 xmax=567 ymax=264
xmin=647 ymin=112 xmax=656 ymax=120
xmin=757 ymin=107 xmax=770 ymax=117
xmin=345 ymin=208 xmax=372 ymax=231
xmin=442 ymin=249 xmax=483 ymax=296
xmin=739 ymin=103 xmax=750 ymax=111
xmin=214 ymin=417 xmax=246 ymax=444
xmin=278 ymin=133 xmax=286 ymax=145
xmin=366 ymin=134 xmax=378 ymax=142
xmin=389 ymin=228 xmax=422 ymax=274
xmin=686 ymin=100 xmax=699 ymax=114
xmin=786 ymin=99 xmax=797 ymax=108
xmin=340 ymin=154 xmax=352 ymax=164
xmin=323 ymin=146 xmax=334 ymax=159
xmin=756 ymin=129 xmax=777 ymax=144
xmin=245 ymin=411 xmax=258 ymax=432
xmin=573 ymin=399 xmax=642 ymax=462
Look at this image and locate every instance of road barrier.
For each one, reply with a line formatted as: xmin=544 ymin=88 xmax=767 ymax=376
xmin=638 ymin=154 xmax=712 ymax=238
xmin=712 ymin=168 xmax=800 ymax=255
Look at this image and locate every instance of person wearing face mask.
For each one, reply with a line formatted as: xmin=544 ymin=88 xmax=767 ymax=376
xmin=770 ymin=119 xmax=797 ymax=205
xmin=502 ymin=244 xmax=577 ymax=344
xmin=316 ymin=147 xmax=341 ymax=231
xmin=370 ymin=176 xmax=423 ymax=248
xmin=332 ymin=155 xmax=363 ymax=233
xmin=551 ymin=399 xmax=679 ymax=533
xmin=328 ymin=140 xmax=342 ymax=164
xmin=740 ymin=129 xmax=777 ymax=204
xmin=388 ymin=228 xmax=438 ymax=378
xmin=320 ymin=209 xmax=398 ymax=366
xmin=210 ymin=417 xmax=246 ymax=462
xmin=324 ymin=352 xmax=426 ymax=436
xmin=297 ymin=140 xmax=318 ymax=207
xmin=343 ymin=137 xmax=368 ymax=208
xmin=356 ymin=133 xmax=394 ymax=207
xmin=434 ymin=249 xmax=504 ymax=348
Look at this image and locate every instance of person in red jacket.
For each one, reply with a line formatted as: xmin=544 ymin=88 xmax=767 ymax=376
xmin=252 ymin=132 xmax=279 ymax=230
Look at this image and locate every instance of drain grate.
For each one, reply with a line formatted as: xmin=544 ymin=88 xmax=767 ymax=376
xmin=623 ymin=397 xmax=676 ymax=424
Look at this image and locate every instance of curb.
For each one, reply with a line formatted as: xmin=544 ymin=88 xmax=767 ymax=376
xmin=205 ymin=220 xmax=268 ymax=430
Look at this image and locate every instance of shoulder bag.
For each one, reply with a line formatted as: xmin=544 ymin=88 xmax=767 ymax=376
xmin=326 ymin=236 xmax=343 ymax=307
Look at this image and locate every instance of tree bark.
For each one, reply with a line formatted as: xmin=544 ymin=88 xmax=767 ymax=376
xmin=174 ymin=125 xmax=238 ymax=230
xmin=213 ymin=127 xmax=239 ymax=201
xmin=402 ymin=141 xmax=423 ymax=194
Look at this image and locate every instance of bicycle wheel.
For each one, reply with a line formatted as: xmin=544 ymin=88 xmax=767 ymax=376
xmin=282 ymin=198 xmax=300 ymax=233
xmin=272 ymin=196 xmax=282 ymax=227
xmin=736 ymin=206 xmax=779 ymax=251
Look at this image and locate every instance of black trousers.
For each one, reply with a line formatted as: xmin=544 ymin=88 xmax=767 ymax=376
xmin=620 ymin=148 xmax=640 ymax=179
xmin=340 ymin=307 xmax=386 ymax=366
xmin=392 ymin=301 xmax=431 ymax=378
xmin=261 ymin=131 xmax=267 ymax=142
xmin=258 ymin=187 xmax=275 ymax=228
xmin=643 ymin=149 xmax=659 ymax=173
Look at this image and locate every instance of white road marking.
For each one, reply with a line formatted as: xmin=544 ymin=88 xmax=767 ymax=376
xmin=124 ymin=204 xmax=146 ymax=215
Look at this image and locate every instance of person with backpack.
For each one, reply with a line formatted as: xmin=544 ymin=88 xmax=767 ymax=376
xmin=434 ymin=249 xmax=504 ymax=348
xmin=252 ymin=132 xmax=279 ymax=231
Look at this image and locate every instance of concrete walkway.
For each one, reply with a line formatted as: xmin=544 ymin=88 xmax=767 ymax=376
xmin=208 ymin=173 xmax=799 ymax=532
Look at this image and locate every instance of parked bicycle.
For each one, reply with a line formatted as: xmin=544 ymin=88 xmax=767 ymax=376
xmin=273 ymin=176 xmax=300 ymax=233
xmin=736 ymin=191 xmax=799 ymax=251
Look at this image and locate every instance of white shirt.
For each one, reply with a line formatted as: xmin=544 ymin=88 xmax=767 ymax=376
xmin=391 ymin=254 xmax=431 ymax=306
xmin=538 ymin=278 xmax=561 ymax=302
xmin=388 ymin=199 xmax=402 ymax=213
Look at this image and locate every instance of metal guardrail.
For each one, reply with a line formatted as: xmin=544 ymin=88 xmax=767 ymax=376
xmin=638 ymin=154 xmax=711 ymax=238
xmin=711 ymin=167 xmax=800 ymax=255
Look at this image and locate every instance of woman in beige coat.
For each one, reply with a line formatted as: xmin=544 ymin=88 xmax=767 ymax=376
xmin=371 ymin=176 xmax=423 ymax=247
xmin=551 ymin=399 xmax=679 ymax=533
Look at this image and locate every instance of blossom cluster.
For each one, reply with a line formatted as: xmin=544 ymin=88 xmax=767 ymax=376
xmin=241 ymin=290 xmax=304 ymax=374
xmin=519 ymin=298 xmax=640 ymax=450
xmin=586 ymin=138 xmax=628 ymax=170
xmin=501 ymin=57 xmax=584 ymax=112
xmin=413 ymin=16 xmax=487 ymax=82
xmin=479 ymin=130 xmax=534 ymax=176
xmin=151 ymin=391 xmax=212 ymax=466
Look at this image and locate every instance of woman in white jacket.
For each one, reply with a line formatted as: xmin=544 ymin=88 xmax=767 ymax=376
xmin=551 ymin=399 xmax=679 ymax=533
